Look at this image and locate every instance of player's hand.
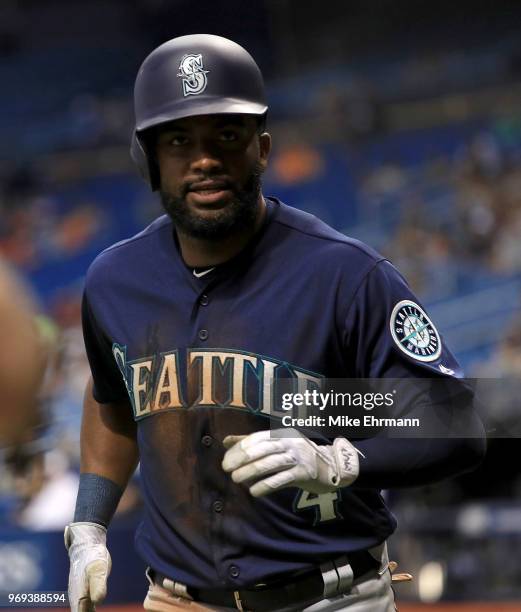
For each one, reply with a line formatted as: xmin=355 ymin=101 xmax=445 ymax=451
xmin=64 ymin=522 xmax=111 ymax=612
xmin=222 ymin=428 xmax=361 ymax=497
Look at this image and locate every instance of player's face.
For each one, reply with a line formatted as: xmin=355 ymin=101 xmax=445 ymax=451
xmin=155 ymin=114 xmax=271 ymax=240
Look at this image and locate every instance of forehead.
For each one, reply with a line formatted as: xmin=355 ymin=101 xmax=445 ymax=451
xmin=156 ymin=113 xmax=257 ymax=134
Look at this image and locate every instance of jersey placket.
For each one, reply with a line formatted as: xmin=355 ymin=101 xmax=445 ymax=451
xmin=190 ymin=278 xmax=243 ymax=585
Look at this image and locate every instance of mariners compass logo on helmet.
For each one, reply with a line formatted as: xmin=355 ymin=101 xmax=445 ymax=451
xmin=177 ymin=54 xmax=209 ymax=96
xmin=390 ymin=300 xmax=442 ymax=362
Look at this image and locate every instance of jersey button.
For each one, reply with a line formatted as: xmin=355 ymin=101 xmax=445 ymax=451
xmin=213 ymin=500 xmax=223 ymax=513
xmin=199 ymin=294 xmax=209 ymax=306
xmin=198 ymin=329 xmax=209 ymax=341
xmin=228 ymin=565 xmax=240 ymax=579
xmin=202 ymin=435 xmax=213 ymax=447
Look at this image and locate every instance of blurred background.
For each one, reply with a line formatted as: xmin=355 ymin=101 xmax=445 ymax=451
xmin=1 ymin=0 xmax=521 ymax=609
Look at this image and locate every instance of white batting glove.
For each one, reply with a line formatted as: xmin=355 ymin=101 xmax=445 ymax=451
xmin=222 ymin=428 xmax=362 ymax=497
xmin=64 ymin=522 xmax=111 ymax=612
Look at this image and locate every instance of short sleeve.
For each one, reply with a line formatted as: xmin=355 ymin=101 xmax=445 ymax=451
xmin=82 ymin=290 xmax=129 ymax=404
xmin=343 ymin=260 xmax=463 ymax=378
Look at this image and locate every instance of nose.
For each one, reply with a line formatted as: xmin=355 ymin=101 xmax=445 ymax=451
xmin=189 ymin=139 xmax=224 ymax=174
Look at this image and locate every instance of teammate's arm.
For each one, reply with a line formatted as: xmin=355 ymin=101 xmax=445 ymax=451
xmin=66 ymin=379 xmax=138 ymax=612
xmin=0 ymin=260 xmax=46 ymax=446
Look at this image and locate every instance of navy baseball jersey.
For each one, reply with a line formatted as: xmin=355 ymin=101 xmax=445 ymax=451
xmin=82 ymin=198 xmax=463 ymax=589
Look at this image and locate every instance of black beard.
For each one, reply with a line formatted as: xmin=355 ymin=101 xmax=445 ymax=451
xmin=160 ymin=163 xmax=263 ymax=241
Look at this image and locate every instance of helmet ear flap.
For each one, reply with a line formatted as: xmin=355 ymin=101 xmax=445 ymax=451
xmin=130 ymin=131 xmax=160 ymax=191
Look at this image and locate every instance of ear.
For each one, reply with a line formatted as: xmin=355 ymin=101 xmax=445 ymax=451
xmin=258 ymin=132 xmax=271 ymax=172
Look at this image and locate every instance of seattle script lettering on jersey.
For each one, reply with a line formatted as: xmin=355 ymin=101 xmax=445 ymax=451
xmin=112 ymin=344 xmax=323 ymax=420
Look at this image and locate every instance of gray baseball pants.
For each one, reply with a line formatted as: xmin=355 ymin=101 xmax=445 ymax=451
xmin=143 ymin=545 xmax=396 ymax=612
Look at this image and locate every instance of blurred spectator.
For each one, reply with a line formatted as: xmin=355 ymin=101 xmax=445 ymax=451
xmin=316 ymin=80 xmax=384 ymax=144
xmin=0 ymin=194 xmax=105 ymax=271
xmin=6 ymin=444 xmax=79 ymax=531
xmin=41 ymin=290 xmax=89 ymax=459
xmin=270 ymin=142 xmax=324 ymax=185
xmin=474 ymin=312 xmax=521 ymax=378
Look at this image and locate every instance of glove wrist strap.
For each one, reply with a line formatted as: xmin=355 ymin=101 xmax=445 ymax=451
xmin=64 ymin=522 xmax=107 ymax=551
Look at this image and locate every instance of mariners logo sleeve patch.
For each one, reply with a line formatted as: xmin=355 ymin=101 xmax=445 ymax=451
xmin=390 ymin=300 xmax=442 ymax=362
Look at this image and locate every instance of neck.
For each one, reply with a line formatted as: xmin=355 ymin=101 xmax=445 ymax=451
xmin=177 ymin=196 xmax=267 ymax=268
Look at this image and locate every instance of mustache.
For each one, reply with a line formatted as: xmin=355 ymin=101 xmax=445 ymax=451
xmin=182 ymin=177 xmax=234 ymax=197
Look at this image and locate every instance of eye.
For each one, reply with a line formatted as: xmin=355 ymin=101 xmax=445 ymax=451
xmin=169 ymin=135 xmax=188 ymax=146
xmin=219 ymin=129 xmax=239 ymax=142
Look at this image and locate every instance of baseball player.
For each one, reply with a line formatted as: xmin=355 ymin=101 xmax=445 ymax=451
xmin=65 ymin=35 xmax=486 ymax=611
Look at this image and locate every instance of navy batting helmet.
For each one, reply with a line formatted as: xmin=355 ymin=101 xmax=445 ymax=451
xmin=130 ymin=34 xmax=268 ymax=191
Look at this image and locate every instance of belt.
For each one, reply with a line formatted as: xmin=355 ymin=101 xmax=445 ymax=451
xmin=151 ymin=549 xmax=381 ymax=612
